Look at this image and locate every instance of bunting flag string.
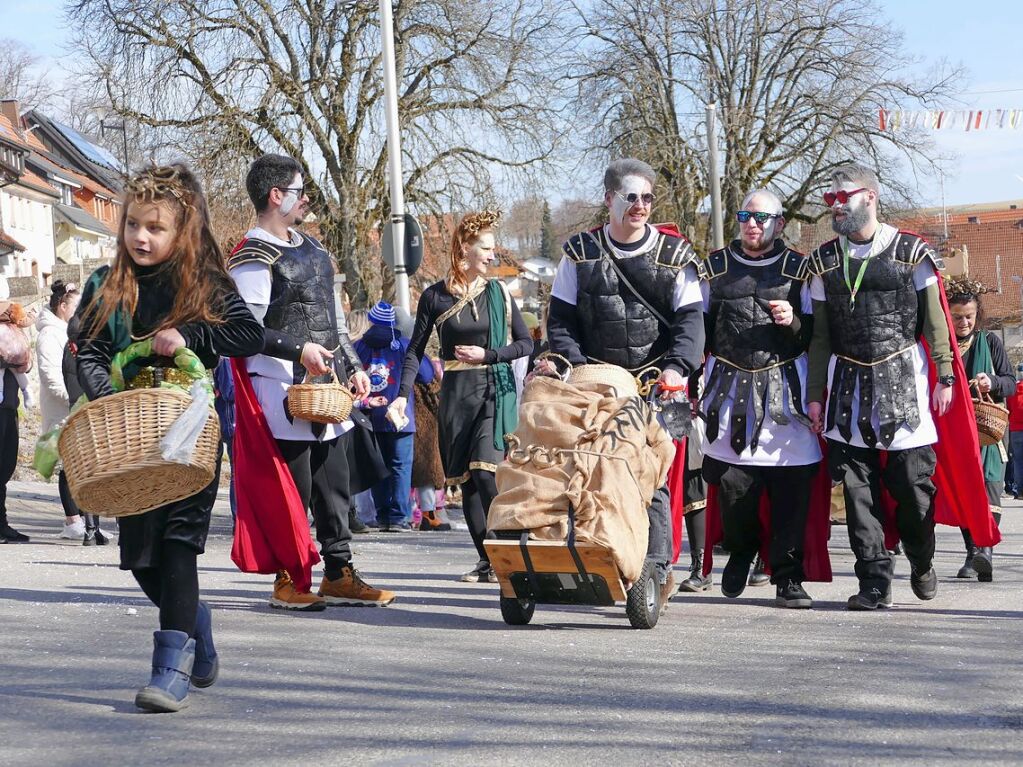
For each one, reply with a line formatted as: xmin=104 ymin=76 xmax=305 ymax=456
xmin=879 ymin=108 xmax=1023 ymax=131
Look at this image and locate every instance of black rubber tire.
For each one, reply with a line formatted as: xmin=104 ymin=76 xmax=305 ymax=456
xmin=626 ymin=560 xmax=660 ymax=629
xmin=500 ymin=595 xmax=535 ymax=625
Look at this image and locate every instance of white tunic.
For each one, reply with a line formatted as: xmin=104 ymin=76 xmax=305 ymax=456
xmin=700 ymin=249 xmax=822 ymax=467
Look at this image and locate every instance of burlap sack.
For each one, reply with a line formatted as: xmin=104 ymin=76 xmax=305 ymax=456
xmin=488 ymin=376 xmax=675 ymax=582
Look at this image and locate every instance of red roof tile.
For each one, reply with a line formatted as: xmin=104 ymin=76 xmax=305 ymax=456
xmin=0 ymin=231 xmax=26 ymax=252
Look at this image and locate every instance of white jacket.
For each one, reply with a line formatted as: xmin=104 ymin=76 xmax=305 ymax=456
xmin=35 ymin=307 xmax=70 ymax=432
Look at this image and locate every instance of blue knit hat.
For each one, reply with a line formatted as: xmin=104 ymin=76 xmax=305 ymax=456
xmin=368 ymin=301 xmax=397 ymax=326
xmin=368 ymin=301 xmax=401 ymax=350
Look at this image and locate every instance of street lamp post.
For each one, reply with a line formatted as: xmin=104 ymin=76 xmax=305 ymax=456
xmin=378 ymin=0 xmax=411 ymax=313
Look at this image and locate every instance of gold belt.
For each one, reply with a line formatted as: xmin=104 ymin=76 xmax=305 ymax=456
xmin=444 ymin=360 xmax=486 ymax=372
xmin=713 ymin=354 xmax=803 ymax=374
xmin=126 ymin=366 xmax=203 ymax=390
xmin=835 ymin=344 xmax=916 ymax=368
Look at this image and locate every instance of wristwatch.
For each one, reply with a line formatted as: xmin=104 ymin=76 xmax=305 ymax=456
xmin=938 ymin=374 xmax=955 ymax=386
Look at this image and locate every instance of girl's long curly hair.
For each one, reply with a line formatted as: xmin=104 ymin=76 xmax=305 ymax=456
xmin=86 ymin=163 xmax=236 ymax=338
xmin=446 ymin=209 xmax=501 ymax=296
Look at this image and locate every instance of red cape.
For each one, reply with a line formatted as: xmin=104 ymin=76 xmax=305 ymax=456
xmin=923 ymin=278 xmax=1000 ymax=546
xmin=229 ymin=359 xmax=321 ymax=593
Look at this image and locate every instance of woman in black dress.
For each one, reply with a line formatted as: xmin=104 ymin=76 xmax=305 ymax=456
xmin=390 ymin=211 xmax=533 ymax=581
xmin=947 ymin=277 xmax=1014 ymax=582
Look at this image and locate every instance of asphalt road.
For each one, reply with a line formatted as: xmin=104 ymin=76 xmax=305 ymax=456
xmin=1 ymin=480 xmax=1021 ymax=767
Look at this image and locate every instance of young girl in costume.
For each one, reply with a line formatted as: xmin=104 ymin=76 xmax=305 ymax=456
xmin=389 ymin=211 xmax=533 ymax=581
xmin=75 ymin=163 xmax=262 ymax=712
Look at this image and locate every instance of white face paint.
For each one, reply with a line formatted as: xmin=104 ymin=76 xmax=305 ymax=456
xmin=608 ymin=174 xmax=653 ymax=228
xmin=279 ymin=172 xmax=303 ymax=216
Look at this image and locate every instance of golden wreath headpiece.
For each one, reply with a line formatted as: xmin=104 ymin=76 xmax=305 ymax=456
xmin=125 ymin=165 xmax=195 ymax=211
xmin=943 ymin=274 xmax=992 ymax=301
xmin=460 ymin=209 xmax=501 ymax=237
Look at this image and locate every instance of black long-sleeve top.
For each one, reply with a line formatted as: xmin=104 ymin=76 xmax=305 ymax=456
xmin=963 ymin=330 xmax=1015 ymax=402
xmin=76 ymin=264 xmax=263 ymax=401
xmin=398 ymin=279 xmax=533 ymax=398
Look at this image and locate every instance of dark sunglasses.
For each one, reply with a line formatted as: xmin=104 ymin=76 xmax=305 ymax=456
xmin=276 ymin=185 xmax=305 ymax=195
xmin=823 ymin=188 xmax=868 ymax=207
xmin=736 ymin=210 xmax=781 ymax=224
xmin=615 ymin=191 xmax=655 ymax=206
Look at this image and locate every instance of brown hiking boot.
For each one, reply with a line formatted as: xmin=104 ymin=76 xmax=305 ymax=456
xmin=419 ymin=510 xmax=451 ymax=531
xmin=318 ymin=565 xmax=396 ymax=606
xmin=270 ymin=570 xmax=326 ymax=612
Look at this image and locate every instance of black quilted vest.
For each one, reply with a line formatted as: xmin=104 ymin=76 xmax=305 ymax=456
xmin=814 ymin=235 xmax=922 ymax=362
xmin=230 ymin=232 xmax=339 ymax=383
xmin=567 ymin=228 xmax=694 ymax=371
xmin=705 ymin=242 xmax=808 ymax=369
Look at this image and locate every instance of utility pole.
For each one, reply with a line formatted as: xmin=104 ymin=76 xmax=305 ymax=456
xmin=706 ymin=103 xmax=724 ymax=250
xmin=379 ymin=0 xmax=410 ymax=313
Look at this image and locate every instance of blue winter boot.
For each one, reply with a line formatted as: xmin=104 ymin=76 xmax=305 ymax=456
xmin=191 ymin=600 xmax=219 ymax=688
xmin=134 ymin=630 xmax=195 ymax=713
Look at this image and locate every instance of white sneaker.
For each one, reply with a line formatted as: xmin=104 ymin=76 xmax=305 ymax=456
xmin=60 ymin=519 xmax=86 ymax=539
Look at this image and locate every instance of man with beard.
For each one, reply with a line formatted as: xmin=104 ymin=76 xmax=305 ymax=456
xmin=540 ymin=157 xmax=705 ymax=606
xmin=806 ymin=163 xmax=952 ymax=610
xmin=228 ymin=154 xmax=395 ymax=610
xmin=699 ymin=189 xmax=821 ymax=608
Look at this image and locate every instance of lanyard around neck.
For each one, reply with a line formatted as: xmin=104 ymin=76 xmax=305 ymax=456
xmin=841 ymin=238 xmax=872 ymax=308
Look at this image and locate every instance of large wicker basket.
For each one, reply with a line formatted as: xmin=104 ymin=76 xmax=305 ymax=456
xmin=973 ymin=391 xmax=1008 ymax=447
xmin=568 ymin=364 xmax=640 ymax=397
xmin=58 ymin=388 xmax=221 ymax=517
xmin=287 ymin=368 xmax=354 ymax=424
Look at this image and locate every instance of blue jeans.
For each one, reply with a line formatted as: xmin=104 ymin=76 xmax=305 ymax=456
xmin=371 ymin=432 xmax=414 ymax=525
xmin=1010 ymin=431 xmax=1023 ymax=496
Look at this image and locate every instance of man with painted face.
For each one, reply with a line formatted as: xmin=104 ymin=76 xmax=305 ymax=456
xmin=806 ymin=162 xmax=997 ymax=610
xmin=544 ymin=157 xmax=705 ymax=605
xmin=699 ymin=189 xmax=821 ymax=608
xmin=228 ymin=153 xmax=395 ymax=611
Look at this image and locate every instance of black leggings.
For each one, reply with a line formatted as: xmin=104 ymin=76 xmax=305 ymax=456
xmin=131 ymin=540 xmax=199 ymax=635
xmin=58 ymin=470 xmax=102 ymax=530
xmin=461 ymin=469 xmax=498 ymax=562
xmin=685 ymin=507 xmax=706 ymax=553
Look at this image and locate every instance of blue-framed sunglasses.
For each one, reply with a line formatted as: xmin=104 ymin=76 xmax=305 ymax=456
xmin=736 ymin=210 xmax=781 ymax=224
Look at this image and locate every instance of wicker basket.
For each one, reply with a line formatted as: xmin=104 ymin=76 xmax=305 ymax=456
xmin=58 ymin=388 xmax=221 ymax=517
xmin=568 ymin=364 xmax=640 ymax=397
xmin=287 ymin=368 xmax=354 ymax=424
xmin=973 ymin=391 xmax=1008 ymax=447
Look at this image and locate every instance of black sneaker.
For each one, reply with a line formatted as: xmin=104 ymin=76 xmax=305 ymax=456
xmin=349 ymin=514 xmax=370 ymax=535
xmin=0 ymin=524 xmax=29 ymax=543
xmin=847 ymin=586 xmax=893 ymax=610
xmin=910 ymin=566 xmax=938 ymax=600
xmin=83 ymin=530 xmax=97 ymax=546
xmin=381 ymin=522 xmax=411 ymax=533
xmin=94 ymin=530 xmax=110 ymax=546
xmin=775 ymin=580 xmax=813 ymax=609
xmin=721 ymin=555 xmax=753 ymax=598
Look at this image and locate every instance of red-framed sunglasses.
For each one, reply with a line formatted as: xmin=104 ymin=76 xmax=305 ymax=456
xmin=824 ymin=188 xmax=868 ymax=207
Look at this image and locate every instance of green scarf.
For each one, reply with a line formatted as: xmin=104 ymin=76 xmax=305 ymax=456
xmin=968 ymin=331 xmax=1005 ymax=482
xmin=486 ymin=279 xmax=517 ymax=451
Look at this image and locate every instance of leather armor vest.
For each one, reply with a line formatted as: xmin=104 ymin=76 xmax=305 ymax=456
xmin=563 ymin=227 xmax=696 ymax=371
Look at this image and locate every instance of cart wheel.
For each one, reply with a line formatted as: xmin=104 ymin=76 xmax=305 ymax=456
xmin=500 ymin=596 xmax=535 ymax=625
xmin=626 ymin=560 xmax=660 ymax=629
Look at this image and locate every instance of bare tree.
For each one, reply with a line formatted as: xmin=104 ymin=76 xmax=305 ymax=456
xmin=571 ymin=0 xmax=960 ymax=248
xmin=503 ymin=195 xmax=543 ymax=258
xmin=0 ymin=39 xmax=58 ymax=109
xmin=67 ymin=0 xmax=568 ymax=306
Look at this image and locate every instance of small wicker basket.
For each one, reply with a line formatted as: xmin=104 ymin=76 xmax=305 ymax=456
xmin=58 ymin=388 xmax=221 ymax=517
xmin=568 ymin=364 xmax=640 ymax=397
xmin=287 ymin=368 xmax=354 ymax=424
xmin=973 ymin=390 xmax=1008 ymax=447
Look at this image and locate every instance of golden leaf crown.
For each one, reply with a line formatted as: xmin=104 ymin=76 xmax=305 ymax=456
xmin=125 ymin=165 xmax=195 ymax=211
xmin=943 ymin=274 xmax=992 ymax=301
xmin=460 ymin=209 xmax=501 ymax=237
